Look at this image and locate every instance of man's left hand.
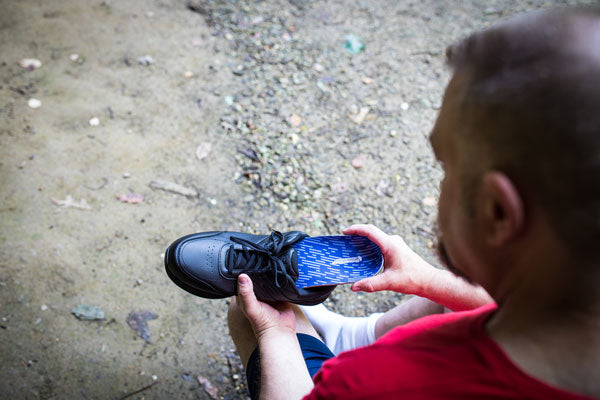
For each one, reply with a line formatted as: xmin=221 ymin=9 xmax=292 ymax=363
xmin=236 ymin=274 xmax=296 ymax=340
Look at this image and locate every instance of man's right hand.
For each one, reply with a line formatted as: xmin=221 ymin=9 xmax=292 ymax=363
xmin=344 ymin=224 xmax=437 ymax=296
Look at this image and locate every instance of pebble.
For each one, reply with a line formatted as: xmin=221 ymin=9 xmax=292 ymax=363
xmin=89 ymin=117 xmax=100 ymax=126
xmin=350 ymin=107 xmax=370 ymax=125
xmin=69 ymin=53 xmax=84 ymax=64
xmin=195 ymin=142 xmax=212 ymax=160
xmin=27 ymin=98 xmax=41 ymax=109
xmin=288 ymin=114 xmax=302 ymax=127
xmin=422 ymin=197 xmax=437 ymax=207
xmin=389 ymin=130 xmax=397 ymax=137
xmin=72 ymin=304 xmax=105 ymax=321
xmin=351 ymin=154 xmax=367 ymax=169
xmin=136 ymin=55 xmax=155 ymax=66
xmin=19 ymin=58 xmax=42 ymax=70
xmin=184 ymin=70 xmax=194 ymax=78
xmin=400 ymin=102 xmax=410 ymax=111
xmin=41 ymin=304 xmax=48 ymax=311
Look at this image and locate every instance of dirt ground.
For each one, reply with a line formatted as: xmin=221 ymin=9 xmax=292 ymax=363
xmin=0 ymin=0 xmax=591 ymax=399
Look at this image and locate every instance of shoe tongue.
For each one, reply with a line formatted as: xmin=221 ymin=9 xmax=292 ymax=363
xmin=281 ymin=247 xmax=299 ymax=281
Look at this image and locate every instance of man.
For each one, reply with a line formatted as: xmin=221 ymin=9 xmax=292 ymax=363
xmin=228 ymin=7 xmax=600 ymax=399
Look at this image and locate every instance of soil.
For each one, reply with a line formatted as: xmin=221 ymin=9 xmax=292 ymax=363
xmin=0 ymin=0 xmax=590 ymax=398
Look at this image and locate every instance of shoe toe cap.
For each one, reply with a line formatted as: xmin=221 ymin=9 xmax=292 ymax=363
xmin=165 ymin=233 xmax=235 ymax=297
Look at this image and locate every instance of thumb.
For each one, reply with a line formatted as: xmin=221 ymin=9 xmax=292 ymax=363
xmin=237 ymin=274 xmax=259 ymax=314
xmin=351 ymin=274 xmax=389 ymax=293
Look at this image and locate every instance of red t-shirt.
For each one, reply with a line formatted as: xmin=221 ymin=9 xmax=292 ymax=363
xmin=304 ymin=303 xmax=595 ymax=399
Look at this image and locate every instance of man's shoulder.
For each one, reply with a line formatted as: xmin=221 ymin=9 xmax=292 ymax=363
xmin=308 ymin=304 xmax=499 ymax=399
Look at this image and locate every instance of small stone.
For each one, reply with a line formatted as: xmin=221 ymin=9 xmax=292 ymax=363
xmin=41 ymin=304 xmax=48 ymax=311
xmin=224 ymin=96 xmax=235 ymax=106
xmin=72 ymin=304 xmax=105 ymax=321
xmin=288 ymin=114 xmax=302 ymax=127
xmin=195 ymin=142 xmax=212 ymax=160
xmin=389 ymin=130 xmax=397 ymax=137
xmin=313 ymin=63 xmax=324 ymax=72
xmin=27 ymin=98 xmax=41 ymax=109
xmin=152 ymin=375 xmax=158 ymax=381
xmin=422 ymin=197 xmax=438 ymax=207
xmin=69 ymin=53 xmax=84 ymax=64
xmin=289 ymin=133 xmax=299 ymax=144
xmin=361 ymin=76 xmax=373 ymax=85
xmin=400 ymin=102 xmax=410 ymax=111
xmin=136 ymin=55 xmax=155 ymax=66
xmin=350 ymin=107 xmax=370 ymax=125
xmin=232 ymin=65 xmax=245 ymax=76
xmin=123 ymin=172 xmax=131 ymax=179
xmin=19 ymin=58 xmax=42 ymax=70
xmin=89 ymin=117 xmax=100 ymax=126
xmin=351 ymin=154 xmax=367 ymax=169
xmin=209 ymin=198 xmax=217 ymax=206
xmin=184 ymin=71 xmax=194 ymax=78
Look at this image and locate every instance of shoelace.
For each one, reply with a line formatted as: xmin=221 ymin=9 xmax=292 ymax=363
xmin=227 ymin=231 xmax=296 ymax=288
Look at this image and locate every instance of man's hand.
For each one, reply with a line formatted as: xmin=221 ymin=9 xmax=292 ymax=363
xmin=345 ymin=224 xmax=493 ymax=311
xmin=236 ymin=274 xmax=296 ymax=340
xmin=236 ymin=274 xmax=314 ymax=400
xmin=344 ymin=224 xmax=437 ymax=296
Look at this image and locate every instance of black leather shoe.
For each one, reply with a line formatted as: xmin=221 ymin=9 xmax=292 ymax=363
xmin=164 ymin=230 xmax=336 ymax=305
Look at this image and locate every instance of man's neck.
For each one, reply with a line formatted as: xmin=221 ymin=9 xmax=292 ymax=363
xmin=486 ymin=263 xmax=600 ymax=398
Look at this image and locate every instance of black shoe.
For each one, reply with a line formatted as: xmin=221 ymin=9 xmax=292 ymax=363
xmin=164 ymin=230 xmax=335 ymax=305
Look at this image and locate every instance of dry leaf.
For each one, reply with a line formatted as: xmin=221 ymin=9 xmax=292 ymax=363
xmin=195 ymin=142 xmax=212 ymax=160
xmin=117 ymin=193 xmax=144 ymax=204
xmin=51 ymin=195 xmax=91 ymax=210
xmin=197 ymin=375 xmax=218 ymax=399
xmin=149 ymin=180 xmax=198 ymax=197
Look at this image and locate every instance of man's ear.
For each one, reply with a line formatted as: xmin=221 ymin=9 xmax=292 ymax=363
xmin=481 ymin=172 xmax=524 ymax=246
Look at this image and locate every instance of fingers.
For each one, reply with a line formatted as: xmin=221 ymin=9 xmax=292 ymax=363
xmin=237 ymin=274 xmax=259 ymax=317
xmin=343 ymin=224 xmax=392 ymax=254
xmin=351 ymin=275 xmax=389 ymax=292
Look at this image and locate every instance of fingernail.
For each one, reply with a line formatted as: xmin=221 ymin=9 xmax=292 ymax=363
xmin=239 ymin=275 xmax=248 ymax=286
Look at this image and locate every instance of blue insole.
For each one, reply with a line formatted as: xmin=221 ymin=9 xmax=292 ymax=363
xmin=291 ymin=235 xmax=383 ymax=289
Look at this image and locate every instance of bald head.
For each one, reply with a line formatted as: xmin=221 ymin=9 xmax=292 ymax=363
xmin=443 ymin=7 xmax=600 ymax=265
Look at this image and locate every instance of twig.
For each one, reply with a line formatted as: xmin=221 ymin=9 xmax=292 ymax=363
xmin=117 ymin=381 xmax=157 ymax=400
